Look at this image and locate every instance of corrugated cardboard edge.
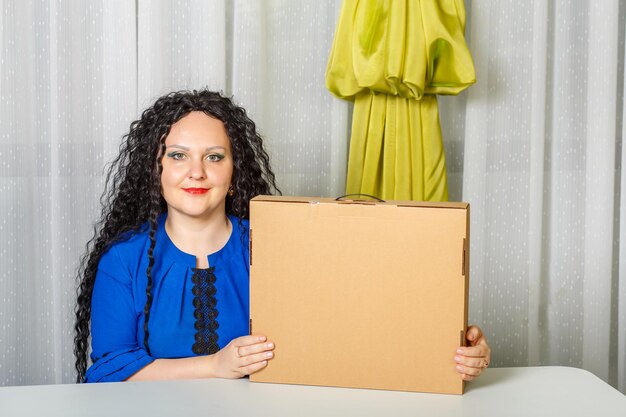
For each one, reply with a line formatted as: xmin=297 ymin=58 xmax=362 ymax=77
xmin=462 ymin=204 xmax=470 ymax=393
xmin=251 ymin=195 xmax=469 ymax=210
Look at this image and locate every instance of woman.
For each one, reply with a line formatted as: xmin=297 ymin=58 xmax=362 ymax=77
xmin=74 ymin=90 xmax=278 ymax=382
xmin=74 ymin=89 xmax=490 ymax=383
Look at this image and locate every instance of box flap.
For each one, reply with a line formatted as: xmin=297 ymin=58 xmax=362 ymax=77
xmin=251 ymin=195 xmax=469 ymax=210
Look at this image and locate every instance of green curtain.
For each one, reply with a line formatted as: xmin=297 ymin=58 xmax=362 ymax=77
xmin=326 ymin=0 xmax=475 ymax=201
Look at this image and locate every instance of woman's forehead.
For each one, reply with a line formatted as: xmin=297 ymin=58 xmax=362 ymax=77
xmin=166 ymin=111 xmax=230 ymax=149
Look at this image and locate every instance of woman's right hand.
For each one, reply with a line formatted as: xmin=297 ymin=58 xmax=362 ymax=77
xmin=210 ymin=335 xmax=275 ymax=379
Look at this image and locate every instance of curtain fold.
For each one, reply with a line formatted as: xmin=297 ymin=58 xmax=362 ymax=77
xmin=450 ymin=0 xmax=626 ymax=393
xmin=581 ymin=0 xmax=618 ymax=383
xmin=0 ymin=0 xmax=346 ymax=385
xmin=231 ymin=0 xmax=349 ymax=197
xmin=137 ymin=0 xmax=227 ymax=108
xmin=0 ymin=0 xmax=138 ymax=385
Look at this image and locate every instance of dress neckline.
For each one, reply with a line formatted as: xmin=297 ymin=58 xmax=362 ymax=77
xmin=156 ymin=213 xmax=237 ymax=268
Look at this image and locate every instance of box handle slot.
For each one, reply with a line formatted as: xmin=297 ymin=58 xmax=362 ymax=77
xmin=335 ymin=193 xmax=385 ymax=203
xmin=462 ymin=238 xmax=467 ymax=276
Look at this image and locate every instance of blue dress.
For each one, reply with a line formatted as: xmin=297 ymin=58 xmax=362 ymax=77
xmin=85 ymin=214 xmax=250 ymax=383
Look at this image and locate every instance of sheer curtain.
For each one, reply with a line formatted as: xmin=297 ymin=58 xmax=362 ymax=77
xmin=1 ymin=0 xmax=625 ymax=395
xmin=0 ymin=0 xmax=346 ymax=386
xmin=136 ymin=0 xmax=349 ymax=196
xmin=441 ymin=0 xmax=626 ymax=393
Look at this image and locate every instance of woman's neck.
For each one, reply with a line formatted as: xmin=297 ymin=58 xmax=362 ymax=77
xmin=164 ymin=211 xmax=232 ymax=268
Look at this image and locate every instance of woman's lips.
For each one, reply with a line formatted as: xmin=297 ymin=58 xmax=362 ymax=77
xmin=182 ymin=188 xmax=209 ymax=195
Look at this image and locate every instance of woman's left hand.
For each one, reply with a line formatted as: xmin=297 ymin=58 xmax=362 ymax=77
xmin=454 ymin=325 xmax=491 ymax=381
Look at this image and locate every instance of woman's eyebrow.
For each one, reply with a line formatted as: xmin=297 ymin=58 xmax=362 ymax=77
xmin=166 ymin=144 xmax=190 ymax=150
xmin=165 ymin=145 xmax=226 ymax=152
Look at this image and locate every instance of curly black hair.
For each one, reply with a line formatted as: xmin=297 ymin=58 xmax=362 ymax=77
xmin=73 ymin=90 xmax=279 ymax=382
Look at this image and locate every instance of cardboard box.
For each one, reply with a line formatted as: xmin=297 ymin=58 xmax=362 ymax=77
xmin=249 ymin=196 xmax=470 ymax=394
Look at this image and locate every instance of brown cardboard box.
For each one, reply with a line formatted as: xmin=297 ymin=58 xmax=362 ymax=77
xmin=249 ymin=196 xmax=470 ymax=394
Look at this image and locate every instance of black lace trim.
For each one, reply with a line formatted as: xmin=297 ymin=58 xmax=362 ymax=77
xmin=191 ymin=267 xmax=220 ymax=355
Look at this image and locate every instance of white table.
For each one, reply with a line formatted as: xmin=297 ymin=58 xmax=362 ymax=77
xmin=1 ymin=367 xmax=624 ymax=416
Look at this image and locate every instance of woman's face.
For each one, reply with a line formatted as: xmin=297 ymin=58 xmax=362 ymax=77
xmin=160 ymin=111 xmax=234 ymax=221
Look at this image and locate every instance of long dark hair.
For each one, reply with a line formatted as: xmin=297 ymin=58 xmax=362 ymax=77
xmin=73 ymin=90 xmax=279 ymax=382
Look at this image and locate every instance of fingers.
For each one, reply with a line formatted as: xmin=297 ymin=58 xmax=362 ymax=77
xmin=455 ymin=326 xmax=491 ymax=381
xmin=212 ymin=335 xmax=276 ymax=379
xmin=461 ymin=373 xmax=478 ymax=381
xmin=229 ymin=335 xmax=275 ymax=376
xmin=236 ymin=342 xmax=275 ymax=361
xmin=238 ymin=350 xmax=274 ymax=372
xmin=234 ymin=334 xmax=274 ymax=358
xmin=459 ymin=325 xmax=491 ymax=362
xmin=456 ymin=362 xmax=486 ymax=378
xmin=465 ymin=325 xmax=483 ymax=346
xmin=454 ymin=349 xmax=489 ymax=373
xmin=239 ymin=358 xmax=269 ymax=375
xmin=457 ymin=344 xmax=490 ymax=359
xmin=233 ymin=334 xmax=268 ymax=348
xmin=455 ymin=355 xmax=488 ymax=369
xmin=455 ymin=355 xmax=488 ymax=380
xmin=455 ymin=345 xmax=491 ymax=374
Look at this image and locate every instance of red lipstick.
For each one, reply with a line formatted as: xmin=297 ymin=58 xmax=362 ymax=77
xmin=182 ymin=188 xmax=209 ymax=195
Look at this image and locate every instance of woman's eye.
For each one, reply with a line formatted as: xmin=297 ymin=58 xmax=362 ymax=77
xmin=167 ymin=152 xmax=186 ymax=161
xmin=206 ymin=153 xmax=225 ymax=162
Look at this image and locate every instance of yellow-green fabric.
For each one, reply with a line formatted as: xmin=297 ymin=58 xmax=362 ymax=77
xmin=326 ymin=0 xmax=475 ymax=201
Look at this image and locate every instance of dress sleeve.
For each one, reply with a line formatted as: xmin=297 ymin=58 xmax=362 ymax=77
xmin=85 ymin=246 xmax=155 ymax=383
xmin=325 ymin=0 xmax=475 ymax=99
xmin=421 ymin=0 xmax=475 ymax=95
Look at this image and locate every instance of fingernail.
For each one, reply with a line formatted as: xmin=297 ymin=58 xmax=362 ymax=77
xmin=454 ymin=356 xmax=462 ymax=362
xmin=259 ymin=336 xmax=266 ymax=342
xmin=262 ymin=360 xmax=267 ymax=365
xmin=266 ymin=352 xmax=273 ymax=358
xmin=456 ymin=349 xmax=464 ymax=354
xmin=456 ymin=365 xmax=464 ymax=372
xmin=267 ymin=343 xmax=274 ymax=348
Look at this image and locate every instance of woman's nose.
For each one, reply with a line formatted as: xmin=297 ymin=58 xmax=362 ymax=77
xmin=188 ymin=158 xmax=206 ymax=180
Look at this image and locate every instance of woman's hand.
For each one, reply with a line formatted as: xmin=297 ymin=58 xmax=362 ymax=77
xmin=454 ymin=325 xmax=491 ymax=381
xmin=210 ymin=335 xmax=275 ymax=379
